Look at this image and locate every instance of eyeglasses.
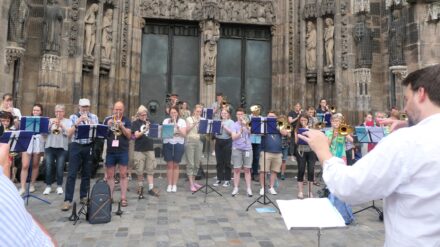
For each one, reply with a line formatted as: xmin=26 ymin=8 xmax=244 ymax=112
xmin=139 ymin=114 xmax=147 ymax=117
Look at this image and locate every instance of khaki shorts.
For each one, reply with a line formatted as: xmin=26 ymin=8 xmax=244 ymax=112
xmin=259 ymin=152 xmax=282 ymax=173
xmin=133 ymin=151 xmax=157 ymax=175
xmin=231 ymin=148 xmax=253 ymax=169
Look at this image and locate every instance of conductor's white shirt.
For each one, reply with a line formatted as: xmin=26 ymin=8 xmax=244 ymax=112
xmin=323 ymin=113 xmax=440 ymax=247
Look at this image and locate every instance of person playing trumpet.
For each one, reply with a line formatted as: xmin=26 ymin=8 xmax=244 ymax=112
xmin=103 ymin=101 xmax=132 ymax=207
xmin=184 ymin=104 xmax=204 ymax=192
xmin=163 ymin=106 xmax=187 ymax=193
xmin=43 ymin=104 xmax=71 ymax=195
xmin=131 ymin=105 xmax=159 ymax=197
xmin=62 ymin=98 xmax=99 ymax=211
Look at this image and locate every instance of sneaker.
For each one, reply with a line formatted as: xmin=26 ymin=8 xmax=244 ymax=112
xmin=281 ymin=174 xmax=286 ymax=180
xmin=61 ymin=201 xmax=71 ymax=211
xmin=259 ymin=187 xmax=265 ymax=196
xmin=213 ymin=180 xmax=221 ymax=187
xmin=247 ymin=188 xmax=253 ymax=197
xmin=18 ymin=188 xmax=25 ymax=196
xmin=231 ymin=187 xmax=239 ymax=197
xmin=56 ymin=187 xmax=63 ymax=195
xmin=43 ymin=186 xmax=51 ymax=195
xmin=29 ymin=185 xmax=36 ymax=193
xmin=269 ymin=187 xmax=277 ymax=195
xmin=211 ymin=151 xmax=215 ymax=156
xmin=171 ymin=185 xmax=177 ymax=193
xmin=167 ymin=185 xmax=172 ymax=193
xmin=222 ymin=181 xmax=230 ymax=187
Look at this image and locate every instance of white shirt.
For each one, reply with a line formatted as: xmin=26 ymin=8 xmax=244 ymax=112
xmin=323 ymin=113 xmax=440 ymax=247
xmin=0 ymin=169 xmax=53 ymax=247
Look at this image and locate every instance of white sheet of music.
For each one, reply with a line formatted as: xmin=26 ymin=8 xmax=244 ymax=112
xmin=277 ymin=198 xmax=346 ymax=230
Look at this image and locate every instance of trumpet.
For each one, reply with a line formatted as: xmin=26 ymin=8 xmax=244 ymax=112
xmin=313 ymin=122 xmax=326 ymax=129
xmin=250 ymin=105 xmax=261 ymax=116
xmin=241 ymin=115 xmax=251 ymax=128
xmin=51 ymin=119 xmax=61 ymax=135
xmin=400 ymin=113 xmax=408 ymax=121
xmin=80 ymin=111 xmax=90 ymax=124
xmin=277 ymin=116 xmax=292 ymax=132
xmin=329 ymin=106 xmax=336 ymax=114
xmin=338 ymin=122 xmax=353 ymax=136
xmin=111 ymin=113 xmax=122 ymax=137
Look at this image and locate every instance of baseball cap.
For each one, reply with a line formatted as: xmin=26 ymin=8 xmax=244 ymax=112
xmin=79 ymin=98 xmax=91 ymax=106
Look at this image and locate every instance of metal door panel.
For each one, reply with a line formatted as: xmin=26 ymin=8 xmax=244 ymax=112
xmin=216 ymin=39 xmax=242 ymax=110
xmin=140 ymin=34 xmax=169 ymax=123
xmin=171 ymin=36 xmax=200 ymax=109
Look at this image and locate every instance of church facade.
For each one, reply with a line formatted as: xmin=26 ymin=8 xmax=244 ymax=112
xmin=0 ymin=0 xmax=439 ymax=123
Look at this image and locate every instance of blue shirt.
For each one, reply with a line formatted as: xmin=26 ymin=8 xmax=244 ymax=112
xmin=260 ymin=134 xmax=283 ymax=153
xmin=0 ymin=169 xmax=53 ymax=247
xmin=70 ymin=112 xmax=99 ymax=144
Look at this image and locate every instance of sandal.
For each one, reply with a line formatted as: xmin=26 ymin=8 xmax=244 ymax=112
xmin=121 ymin=199 xmax=128 ymax=207
xmin=148 ymin=188 xmax=160 ymax=197
xmin=303 ymin=181 xmax=308 ymax=185
xmin=313 ymin=181 xmax=321 ymax=186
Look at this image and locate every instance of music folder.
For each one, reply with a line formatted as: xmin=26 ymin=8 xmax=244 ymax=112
xmin=355 ymin=126 xmax=370 ymax=143
xmin=148 ymin=124 xmax=161 ymax=138
xmin=161 ymin=124 xmax=174 ymax=139
xmin=368 ymin=126 xmax=385 ymax=143
xmin=250 ymin=117 xmax=278 ymax=135
xmin=297 ymin=128 xmax=308 ymax=145
xmin=0 ymin=130 xmax=33 ymax=152
xmin=76 ymin=124 xmax=109 ymax=139
xmin=202 ymin=108 xmax=214 ymax=120
xmin=20 ymin=116 xmax=50 ymax=134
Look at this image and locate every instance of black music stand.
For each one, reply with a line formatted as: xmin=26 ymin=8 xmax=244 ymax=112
xmin=353 ymin=126 xmax=384 ymax=221
xmin=20 ymin=116 xmax=51 ymax=205
xmin=0 ymin=130 xmax=33 ymax=179
xmin=246 ymin=117 xmax=280 ymax=213
xmin=193 ymin=119 xmax=222 ymax=202
xmin=70 ymin=124 xmax=108 ymax=225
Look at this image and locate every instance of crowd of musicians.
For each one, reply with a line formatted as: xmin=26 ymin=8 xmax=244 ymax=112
xmin=0 ymin=92 xmax=403 ymax=212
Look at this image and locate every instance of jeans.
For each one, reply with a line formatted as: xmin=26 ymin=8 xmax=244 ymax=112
xmin=64 ymin=143 xmax=92 ymax=202
xmin=44 ymin=147 xmax=67 ymax=186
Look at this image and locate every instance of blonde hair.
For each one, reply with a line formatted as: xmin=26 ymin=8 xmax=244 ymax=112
xmin=331 ymin=113 xmax=344 ymax=121
xmin=137 ymin=105 xmax=148 ymax=115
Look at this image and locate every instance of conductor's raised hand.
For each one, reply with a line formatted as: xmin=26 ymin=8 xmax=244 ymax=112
xmin=380 ymin=118 xmax=408 ymax=132
xmin=298 ymin=129 xmax=333 ymax=163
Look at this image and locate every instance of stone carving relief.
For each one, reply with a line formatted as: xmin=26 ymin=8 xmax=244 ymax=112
xmin=306 ymin=21 xmax=317 ymax=72
xmin=390 ymin=65 xmax=407 ymax=80
xmin=7 ymin=0 xmax=30 ymax=47
xmin=324 ymin=18 xmax=334 ymax=69
xmin=386 ymin=0 xmax=407 ymax=10
xmin=203 ymin=0 xmax=220 ymax=20
xmin=389 ymin=9 xmax=405 ymax=66
xmin=41 ymin=54 xmax=61 ymax=71
xmin=321 ymin=0 xmax=335 ymax=16
xmin=288 ymin=0 xmax=293 ymax=73
xmin=354 ymin=68 xmax=371 ymax=111
xmin=140 ymin=0 xmax=275 ymax=25
xmin=341 ymin=0 xmax=349 ymax=69
xmin=68 ymin=0 xmax=80 ymax=56
xmin=354 ymin=16 xmax=373 ymax=68
xmin=5 ymin=46 xmax=25 ymax=72
xmin=426 ymin=2 xmax=440 ymax=22
xmin=201 ymin=20 xmax=220 ymax=84
xmin=354 ymin=0 xmax=370 ymax=14
xmin=84 ymin=4 xmax=99 ymax=58
xmin=43 ymin=0 xmax=65 ymax=54
xmin=304 ymin=2 xmax=317 ymax=19
xmin=121 ymin=0 xmax=129 ymax=66
xmin=101 ymin=8 xmax=113 ymax=61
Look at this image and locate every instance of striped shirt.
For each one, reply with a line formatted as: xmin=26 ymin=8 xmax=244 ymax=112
xmin=0 ymin=169 xmax=53 ymax=247
xmin=69 ymin=112 xmax=99 ymax=144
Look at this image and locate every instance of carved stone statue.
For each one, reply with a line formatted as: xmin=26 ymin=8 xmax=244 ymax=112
xmin=43 ymin=0 xmax=64 ymax=54
xmin=354 ymin=16 xmax=373 ymax=68
xmin=389 ymin=9 xmax=405 ymax=65
xmin=7 ymin=0 xmax=30 ymax=46
xmin=202 ymin=20 xmax=220 ymax=83
xmin=101 ymin=9 xmax=113 ymax=60
xmin=306 ymin=21 xmax=317 ymax=71
xmin=84 ymin=4 xmax=99 ymax=58
xmin=324 ymin=18 xmax=334 ymax=68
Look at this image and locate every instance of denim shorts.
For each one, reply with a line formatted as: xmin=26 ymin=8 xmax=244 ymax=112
xmin=281 ymin=147 xmax=289 ymax=161
xmin=163 ymin=143 xmax=185 ymax=163
xmin=106 ymin=152 xmax=129 ymax=167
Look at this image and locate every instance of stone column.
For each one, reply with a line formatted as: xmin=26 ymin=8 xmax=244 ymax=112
xmin=37 ymin=54 xmax=62 ymax=114
xmin=354 ymin=68 xmax=371 ymax=111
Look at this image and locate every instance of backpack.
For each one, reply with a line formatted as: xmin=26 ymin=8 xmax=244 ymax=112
xmin=88 ymin=179 xmax=112 ymax=224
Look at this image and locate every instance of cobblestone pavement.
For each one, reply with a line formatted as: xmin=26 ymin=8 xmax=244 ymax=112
xmin=26 ymin=175 xmax=385 ymax=247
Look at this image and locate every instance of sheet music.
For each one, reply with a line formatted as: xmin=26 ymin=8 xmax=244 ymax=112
xmin=355 ymin=126 xmax=370 ymax=143
xmin=277 ymin=198 xmax=346 ymax=230
xmin=162 ymin=124 xmax=174 ymax=139
xmin=367 ymin=126 xmax=385 ymax=143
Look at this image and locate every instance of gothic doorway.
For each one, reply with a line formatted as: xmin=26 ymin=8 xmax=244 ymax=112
xmin=140 ymin=21 xmax=200 ymax=122
xmin=216 ymin=24 xmax=272 ymax=114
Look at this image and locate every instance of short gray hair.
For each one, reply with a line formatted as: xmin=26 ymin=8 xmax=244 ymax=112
xmin=55 ymin=104 xmax=65 ymax=111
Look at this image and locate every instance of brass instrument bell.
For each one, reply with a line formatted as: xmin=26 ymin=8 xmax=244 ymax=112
xmin=250 ymin=105 xmax=261 ymax=115
xmin=313 ymin=122 xmax=325 ymax=130
xmin=277 ymin=116 xmax=291 ymax=132
xmin=338 ymin=122 xmax=353 ymax=136
xmin=400 ymin=113 xmax=408 ymax=121
xmin=329 ymin=106 xmax=336 ymax=114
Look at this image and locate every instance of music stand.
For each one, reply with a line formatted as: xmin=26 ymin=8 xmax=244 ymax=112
xmin=70 ymin=124 xmax=108 ymax=225
xmin=277 ymin=198 xmax=347 ymax=247
xmin=193 ymin=119 xmax=222 ymax=202
xmin=246 ymin=117 xmax=280 ymax=213
xmin=20 ymin=116 xmax=51 ymax=205
xmin=353 ymin=126 xmax=384 ymax=221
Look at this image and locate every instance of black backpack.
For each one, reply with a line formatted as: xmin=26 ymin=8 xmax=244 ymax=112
xmin=88 ymin=180 xmax=112 ymax=224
